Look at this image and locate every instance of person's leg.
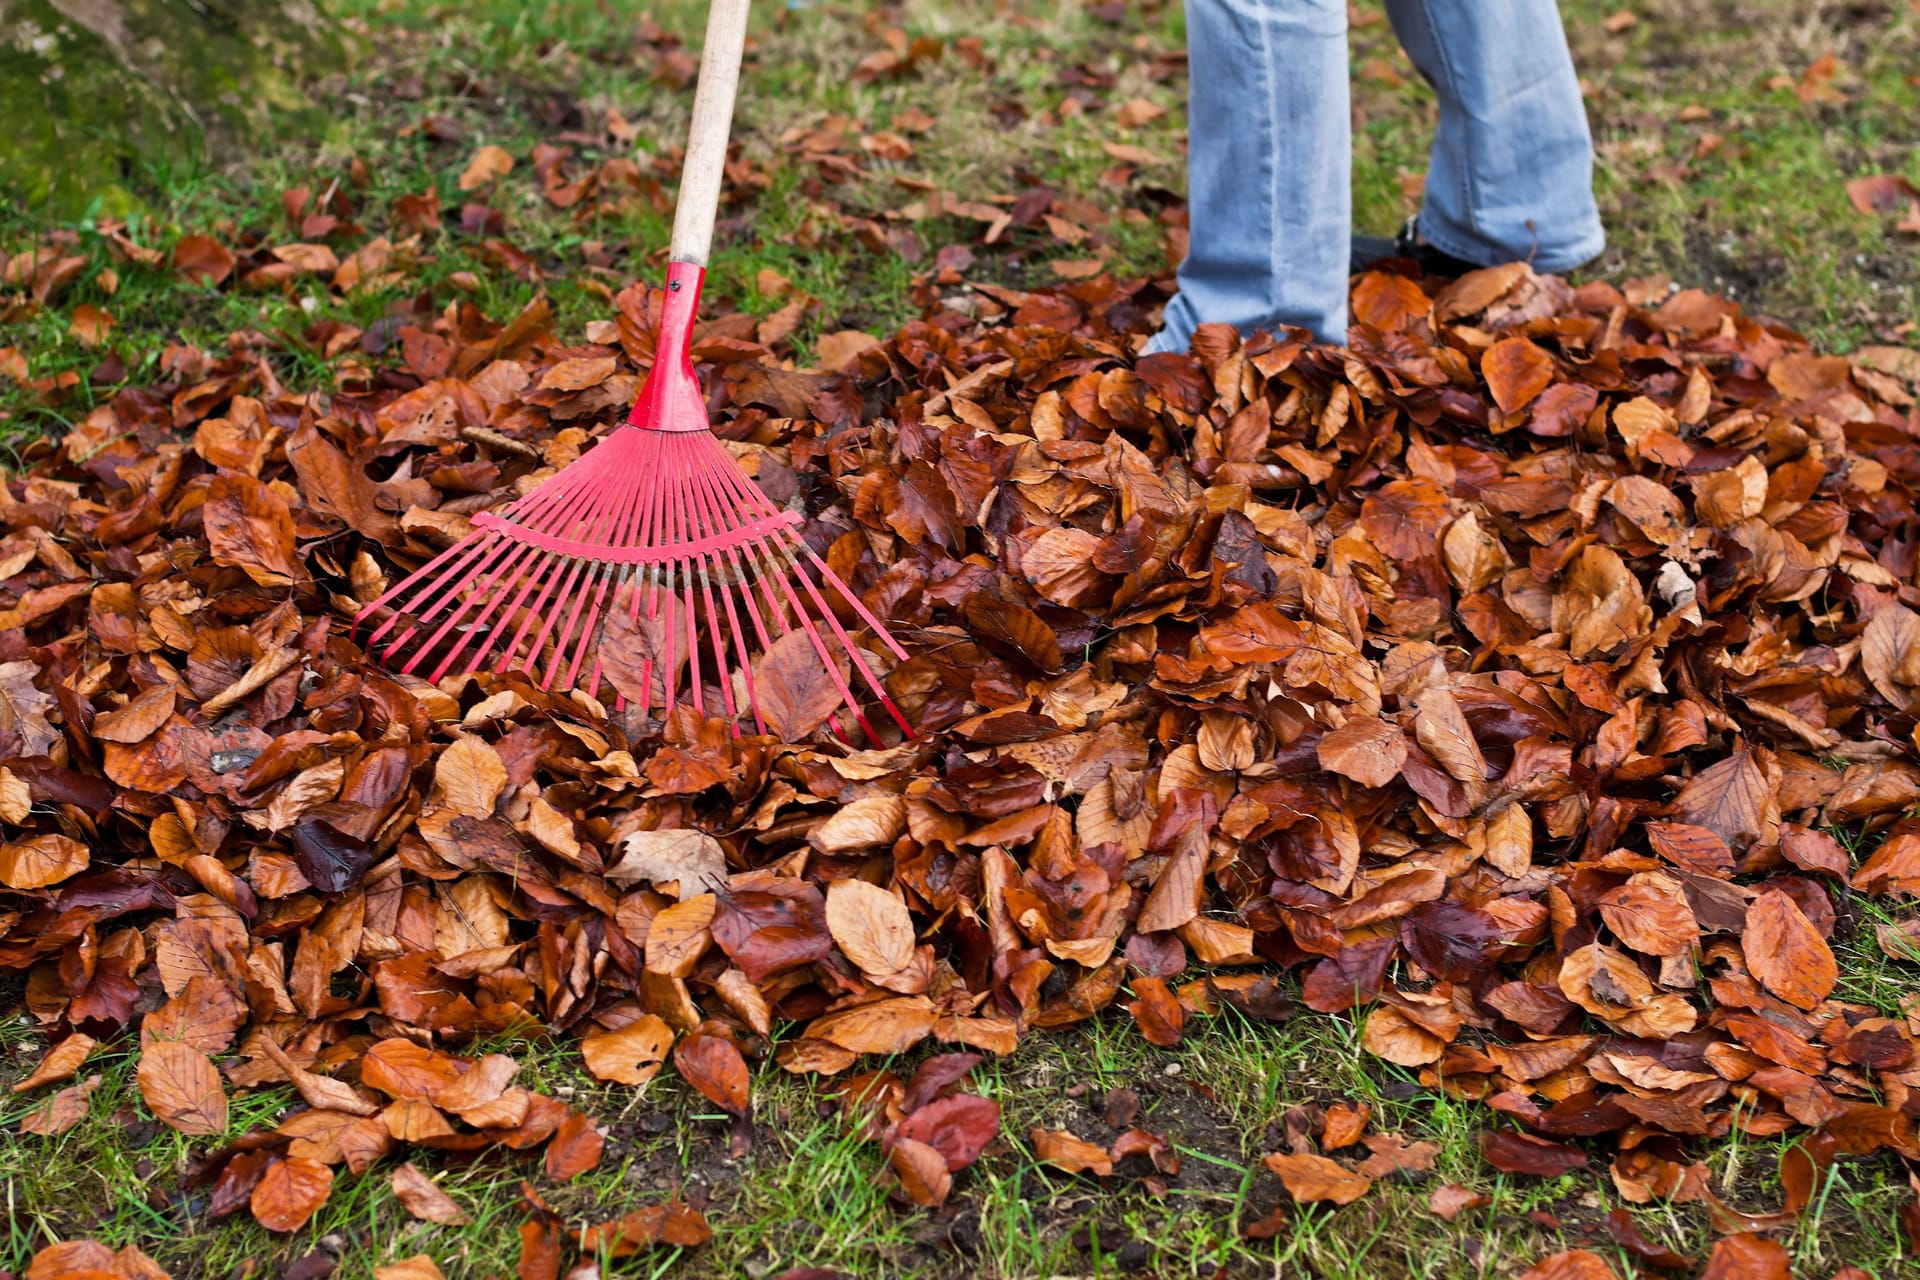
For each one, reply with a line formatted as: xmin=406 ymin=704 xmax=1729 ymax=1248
xmin=1147 ymin=0 xmax=1350 ymax=352
xmin=1382 ymin=0 xmax=1604 ymax=272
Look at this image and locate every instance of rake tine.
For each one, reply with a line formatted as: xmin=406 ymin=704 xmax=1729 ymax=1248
xmin=680 ymin=451 xmax=770 ymax=735
xmin=546 ymin=453 xmax=652 ymax=692
xmin=369 ymin=466 xmax=596 ymax=667
xmin=357 ymin=467 xmax=579 ymax=646
xmin=701 ymin=452 xmax=910 ymax=739
xmin=680 ymin=450 xmax=755 ymax=734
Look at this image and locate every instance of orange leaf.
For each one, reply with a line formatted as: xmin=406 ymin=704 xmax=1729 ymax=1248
xmin=1126 ymin=976 xmax=1185 ymax=1047
xmin=1262 ymin=1152 xmax=1373 ymax=1204
xmin=458 ymin=145 xmax=515 ymax=192
xmin=391 ymin=1163 xmax=469 ymax=1225
xmin=137 ymin=1041 xmax=228 ymax=1136
xmin=12 ymin=1033 xmax=95 ymax=1092
xmin=888 ymin=1136 xmax=953 ymax=1206
xmin=1031 ymin=1127 xmax=1113 ymax=1176
xmin=1743 ymin=889 xmax=1837 ymax=1010
xmin=0 ymin=833 xmax=89 ymax=890
xmin=544 ymin=1110 xmax=604 ymax=1181
xmin=172 ymin=235 xmax=236 ymax=286
xmin=675 ymin=1030 xmax=750 ymax=1116
xmin=1482 ymin=336 xmax=1555 ymax=414
xmin=581 ymin=1015 xmax=674 ymax=1086
xmin=251 ymin=1155 xmax=334 ymax=1232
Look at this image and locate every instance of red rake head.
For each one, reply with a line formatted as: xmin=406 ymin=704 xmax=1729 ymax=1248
xmin=354 ymin=263 xmax=913 ymax=744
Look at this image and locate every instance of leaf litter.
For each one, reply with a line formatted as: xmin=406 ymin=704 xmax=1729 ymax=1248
xmin=5 ymin=164 xmax=1920 ymax=1273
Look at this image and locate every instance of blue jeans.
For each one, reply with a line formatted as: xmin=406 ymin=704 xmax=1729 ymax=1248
xmin=1148 ymin=0 xmax=1605 ymax=349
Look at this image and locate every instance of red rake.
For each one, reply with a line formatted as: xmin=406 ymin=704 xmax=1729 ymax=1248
xmin=355 ymin=0 xmax=913 ymax=744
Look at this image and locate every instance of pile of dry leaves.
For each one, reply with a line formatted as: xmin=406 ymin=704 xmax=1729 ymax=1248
xmin=6 ymin=236 xmax=1920 ymax=1274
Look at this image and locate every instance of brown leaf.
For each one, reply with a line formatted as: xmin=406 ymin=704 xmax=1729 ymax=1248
xmin=578 ymin=1202 xmax=713 ymax=1255
xmin=544 ymin=1110 xmax=604 ymax=1180
xmin=12 ymin=1033 xmax=96 ymax=1092
xmin=1321 ymin=1102 xmax=1370 ymax=1150
xmin=1482 ymin=337 xmax=1555 ymax=413
xmin=754 ymin=628 xmax=853 ymax=740
xmin=374 ymin=1257 xmax=449 ymax=1280
xmin=92 ymin=684 xmax=177 ymax=744
xmin=538 ymin=356 xmax=617 ymax=391
xmin=458 ymin=144 xmax=515 ymax=191
xmin=1315 ymin=715 xmax=1405 ymax=788
xmin=1126 ymin=976 xmax=1185 ymax=1047
xmin=137 ymin=1041 xmax=228 ymax=1136
xmin=251 ymin=1156 xmax=334 ymax=1232
xmin=360 ymin=1038 xmax=466 ymax=1102
xmin=1669 ymin=749 xmax=1772 ymax=851
xmin=675 ymin=1030 xmax=751 ymax=1116
xmin=889 ymin=1136 xmax=954 ymax=1205
xmin=1031 ymin=1128 xmax=1114 ymax=1176
xmin=173 ymin=235 xmax=236 ymax=286
xmin=811 ymin=995 xmax=938 ymax=1056
xmin=1262 ymin=1152 xmax=1373 ymax=1204
xmin=582 ymin=1015 xmax=674 ymax=1085
xmin=1744 ymin=888 xmax=1837 ymax=1010
xmin=1518 ymin=1251 xmax=1623 ymax=1280
xmin=203 ymin=473 xmax=301 ymax=586
xmin=1698 ymin=1233 xmax=1791 ymax=1280
xmin=434 ymin=734 xmax=507 ymax=819
xmin=391 ymin=1163 xmax=469 ymax=1224
xmin=826 ymin=877 xmax=916 ymax=976
xmin=1480 ymin=1130 xmax=1588 ymax=1176
xmin=69 ymin=304 xmax=114 ymax=348
xmin=19 ymin=1073 xmax=102 ymax=1136
xmin=1598 ymin=873 xmax=1699 ymax=957
xmin=1428 ymin=1184 xmax=1490 ymax=1220
xmin=1846 ymin=174 xmax=1920 ymax=216
xmin=0 ymin=660 xmax=59 ymax=757
xmin=605 ymin=827 xmax=728 ymax=894
xmin=0 ymin=833 xmax=87 ymax=890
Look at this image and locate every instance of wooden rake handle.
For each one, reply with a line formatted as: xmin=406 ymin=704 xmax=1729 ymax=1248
xmin=669 ymin=0 xmax=752 ymax=267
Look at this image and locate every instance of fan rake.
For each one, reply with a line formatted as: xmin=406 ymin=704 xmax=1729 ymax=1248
xmin=353 ymin=0 xmax=912 ymax=743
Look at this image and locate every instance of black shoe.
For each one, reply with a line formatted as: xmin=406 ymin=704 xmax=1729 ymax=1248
xmin=1350 ymin=216 xmax=1482 ymax=277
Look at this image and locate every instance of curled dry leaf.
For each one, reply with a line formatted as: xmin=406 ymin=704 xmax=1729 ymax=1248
xmin=391 ymin=1163 xmax=469 ymax=1225
xmin=12 ymin=1033 xmax=95 ymax=1092
xmin=578 ymin=1202 xmax=713 ymax=1255
xmin=1031 ymin=1128 xmax=1114 ymax=1176
xmin=544 ymin=1111 xmax=604 ymax=1181
xmin=605 ymin=828 xmax=728 ymax=895
xmin=458 ymin=144 xmax=515 ymax=191
xmin=1262 ymin=1152 xmax=1373 ymax=1205
xmin=889 ymin=1136 xmax=953 ymax=1206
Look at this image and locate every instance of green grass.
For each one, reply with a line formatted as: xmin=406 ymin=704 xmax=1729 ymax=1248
xmin=7 ymin=948 xmax=1920 ymax=1277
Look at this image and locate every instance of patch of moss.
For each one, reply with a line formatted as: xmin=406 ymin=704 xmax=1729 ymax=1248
xmin=0 ymin=0 xmax=345 ymax=216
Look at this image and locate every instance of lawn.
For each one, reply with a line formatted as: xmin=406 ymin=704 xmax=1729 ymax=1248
xmin=2 ymin=1 xmax=1918 ymax=1277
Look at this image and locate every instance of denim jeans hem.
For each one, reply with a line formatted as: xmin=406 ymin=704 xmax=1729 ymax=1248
xmin=1416 ymin=215 xmax=1606 ymax=276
